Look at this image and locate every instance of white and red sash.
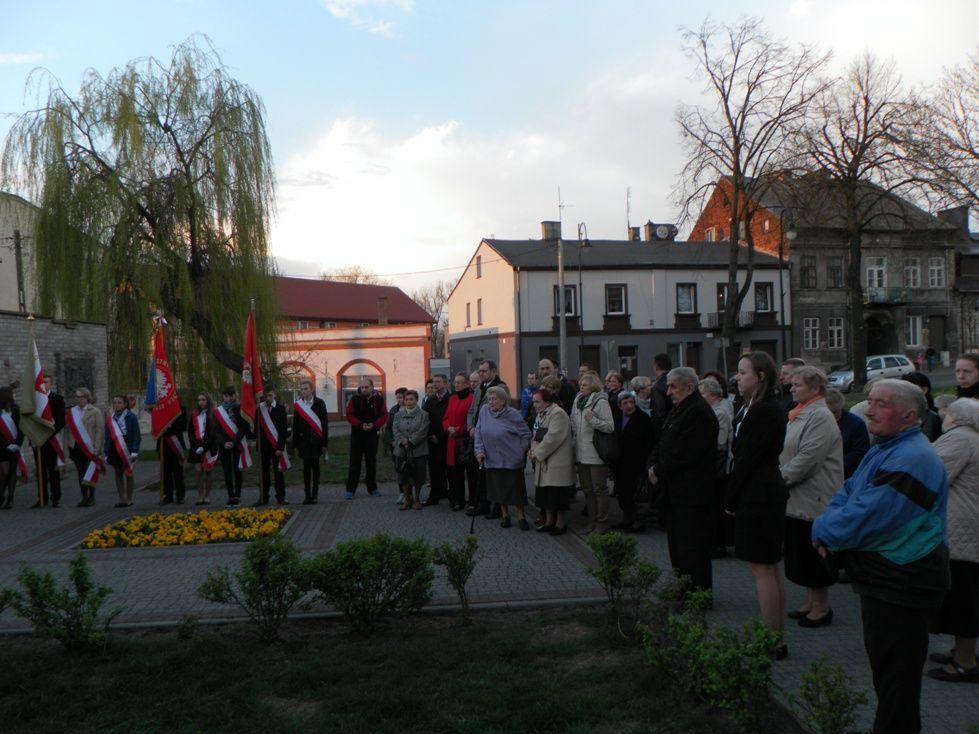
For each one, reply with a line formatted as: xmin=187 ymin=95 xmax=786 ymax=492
xmin=294 ymin=398 xmax=324 ymax=438
xmin=259 ymin=402 xmax=291 ymax=472
xmin=106 ymin=413 xmax=134 ymax=476
xmin=166 ymin=435 xmax=186 ymax=464
xmin=193 ymin=412 xmax=218 ymax=471
xmin=0 ymin=412 xmax=28 ymax=481
xmin=66 ymin=406 xmax=103 ymax=486
xmin=214 ymin=405 xmax=252 ymax=470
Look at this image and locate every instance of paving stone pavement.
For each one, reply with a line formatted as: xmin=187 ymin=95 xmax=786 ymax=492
xmin=0 ymin=479 xmax=977 ymax=733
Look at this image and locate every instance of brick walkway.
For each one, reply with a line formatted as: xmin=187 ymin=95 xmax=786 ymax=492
xmin=0 ymin=478 xmax=976 ymax=733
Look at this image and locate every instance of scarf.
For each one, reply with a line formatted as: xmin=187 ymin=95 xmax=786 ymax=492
xmin=788 ymin=396 xmax=820 ymax=422
xmin=403 ymin=405 xmax=420 ymax=416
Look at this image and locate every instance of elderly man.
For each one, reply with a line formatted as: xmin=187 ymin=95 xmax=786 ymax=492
xmin=648 ymin=367 xmax=719 ymax=593
xmin=345 ymin=378 xmax=388 ymax=499
xmin=423 ymin=374 xmax=451 ymax=506
xmin=813 ymin=379 xmax=950 ymax=734
xmin=537 ymin=357 xmax=575 ymax=414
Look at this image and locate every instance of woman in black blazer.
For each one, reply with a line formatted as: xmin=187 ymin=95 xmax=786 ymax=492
xmin=726 ymin=351 xmax=789 ymax=659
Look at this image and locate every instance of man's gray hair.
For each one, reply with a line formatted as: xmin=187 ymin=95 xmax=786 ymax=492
xmin=668 ymin=367 xmax=699 ymax=390
xmin=871 ymin=379 xmax=927 ymax=419
xmin=698 ymin=378 xmax=724 ymax=399
xmin=630 ymin=375 xmax=652 ymax=391
xmin=485 ymin=385 xmax=509 ymax=404
xmin=945 ymin=398 xmax=979 ymax=430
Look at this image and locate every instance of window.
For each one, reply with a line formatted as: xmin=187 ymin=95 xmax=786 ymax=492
xmin=884 ymin=356 xmax=900 ymax=368
xmin=801 ymin=255 xmax=817 ymax=289
xmin=476 ymin=298 xmax=483 ymax=325
xmin=828 ymin=317 xmax=844 ymax=349
xmin=319 ymin=321 xmax=337 ymax=329
xmin=297 ymin=320 xmax=309 ymax=330
xmin=866 ymin=257 xmax=886 ymax=288
xmin=929 ymin=257 xmax=946 ymax=287
xmin=705 ymin=227 xmax=716 ymax=242
xmin=605 ymin=284 xmax=627 ymax=315
xmin=826 ymin=256 xmax=844 ymax=289
xmin=905 ymin=315 xmax=923 ymax=346
xmin=803 ymin=318 xmax=820 ymax=351
xmin=867 ymin=357 xmax=884 ymax=371
xmin=676 ymin=283 xmax=697 ymax=314
xmin=465 ymin=302 xmax=471 ymax=328
xmin=617 ymin=346 xmax=638 ymax=380
xmin=754 ymin=282 xmax=773 ymax=313
xmin=341 ymin=372 xmax=382 ymax=411
xmin=903 ymin=258 xmax=920 ymax=287
xmin=476 ymin=255 xmax=482 ymax=278
xmin=763 ymin=219 xmax=771 ymax=232
xmin=716 ymin=283 xmax=729 ymax=311
xmin=552 ymin=285 xmax=578 ymax=316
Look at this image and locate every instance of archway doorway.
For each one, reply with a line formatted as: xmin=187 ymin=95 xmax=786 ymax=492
xmin=865 ymin=313 xmax=896 ymax=355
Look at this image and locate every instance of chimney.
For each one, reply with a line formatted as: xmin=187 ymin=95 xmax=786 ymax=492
xmin=643 ymin=222 xmax=655 ymax=241
xmin=937 ymin=205 xmax=970 ymax=236
xmin=628 ymin=226 xmax=640 ymax=241
xmin=540 ymin=220 xmax=562 ymax=240
xmin=377 ymin=296 xmax=389 ymax=325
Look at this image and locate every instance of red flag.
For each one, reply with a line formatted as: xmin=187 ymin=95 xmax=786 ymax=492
xmin=240 ymin=312 xmax=264 ymax=429
xmin=146 ymin=320 xmax=180 ymax=438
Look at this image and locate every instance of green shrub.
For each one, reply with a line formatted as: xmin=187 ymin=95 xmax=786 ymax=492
xmin=643 ymin=591 xmax=778 ymax=734
xmin=198 ymin=535 xmax=310 ymax=643
xmin=308 ymin=533 xmax=434 ymax=636
xmin=433 ymin=536 xmax=479 ymax=625
xmin=4 ymin=552 xmax=123 ymax=651
xmin=586 ymin=532 xmax=661 ymax=635
xmin=794 ymin=657 xmax=869 ymax=734
xmin=175 ymin=614 xmax=199 ymax=641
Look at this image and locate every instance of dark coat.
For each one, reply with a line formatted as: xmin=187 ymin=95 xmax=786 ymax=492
xmin=651 ymin=374 xmax=671 ymax=421
xmin=188 ymin=409 xmax=217 ymax=460
xmin=0 ymin=406 xmax=24 ymax=462
xmin=104 ymin=410 xmax=141 ymax=464
xmin=425 ymin=391 xmax=450 ymax=442
xmin=48 ymin=392 xmax=66 ymax=434
xmin=346 ymin=392 xmax=388 ymax=432
xmin=653 ymin=391 xmax=718 ymax=506
xmin=725 ymin=395 xmax=787 ymax=512
xmin=212 ymin=401 xmax=247 ymax=447
xmin=837 ymin=409 xmax=870 ymax=479
xmin=920 ymin=410 xmax=942 ymax=443
xmin=258 ymin=402 xmax=288 ymax=452
xmin=292 ymin=397 xmax=329 ymax=460
xmin=614 ymin=408 xmax=657 ymax=490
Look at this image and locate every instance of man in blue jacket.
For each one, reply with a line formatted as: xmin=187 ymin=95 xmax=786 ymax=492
xmin=813 ymin=379 xmax=950 ymax=734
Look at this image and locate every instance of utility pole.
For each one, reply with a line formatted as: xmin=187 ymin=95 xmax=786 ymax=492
xmin=557 ymin=189 xmax=568 ymax=375
xmin=13 ymin=229 xmax=27 ymax=313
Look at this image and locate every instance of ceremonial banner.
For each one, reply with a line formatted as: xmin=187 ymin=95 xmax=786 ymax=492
xmin=20 ymin=328 xmax=54 ymax=446
xmin=144 ymin=319 xmax=180 ymax=438
xmin=240 ymin=312 xmax=264 ymax=429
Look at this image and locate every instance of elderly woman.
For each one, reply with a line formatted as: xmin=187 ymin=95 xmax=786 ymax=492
xmin=700 ymin=378 xmax=733 ymax=554
xmin=392 ymin=390 xmax=430 ymax=510
xmin=781 ymin=366 xmax=844 ymax=628
xmin=474 ymin=386 xmax=532 ymax=528
xmin=572 ymin=372 xmax=616 ymax=534
xmin=824 ymin=388 xmax=870 ymax=480
xmin=530 ymin=387 xmax=575 ymax=536
xmin=928 ymin=398 xmax=979 ymax=682
xmin=612 ymin=390 xmax=656 ymax=532
xmin=630 ymin=376 xmax=653 ymax=416
xmin=935 ymin=394 xmax=956 ymax=422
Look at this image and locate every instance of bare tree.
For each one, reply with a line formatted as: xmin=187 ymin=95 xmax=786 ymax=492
xmin=674 ymin=17 xmax=829 ymax=370
xmin=411 ymin=280 xmax=452 ymax=358
xmin=798 ymin=54 xmax=918 ymax=390
xmin=321 ymin=265 xmax=391 ymax=285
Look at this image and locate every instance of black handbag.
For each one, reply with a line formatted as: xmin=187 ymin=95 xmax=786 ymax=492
xmin=592 ymin=429 xmax=619 ymax=464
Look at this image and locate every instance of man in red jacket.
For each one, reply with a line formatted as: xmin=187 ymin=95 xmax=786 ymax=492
xmin=345 ymin=378 xmax=388 ymax=499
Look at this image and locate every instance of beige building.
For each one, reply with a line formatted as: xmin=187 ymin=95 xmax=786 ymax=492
xmin=0 ymin=192 xmax=38 ymax=313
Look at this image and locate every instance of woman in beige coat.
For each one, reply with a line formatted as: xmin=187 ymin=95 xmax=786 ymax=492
xmin=780 ymin=366 xmax=843 ymax=628
xmin=66 ymin=387 xmax=105 ymax=507
xmin=530 ymin=387 xmax=574 ymax=536
xmin=571 ymin=372 xmax=615 ymax=534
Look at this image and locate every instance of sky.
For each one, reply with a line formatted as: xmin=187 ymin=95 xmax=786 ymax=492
xmin=1 ymin=0 xmax=977 ymax=292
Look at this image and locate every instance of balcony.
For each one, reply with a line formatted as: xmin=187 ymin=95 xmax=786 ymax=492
xmin=551 ymin=315 xmax=582 ymax=335
xmin=704 ymin=311 xmax=780 ymax=329
xmin=602 ymin=314 xmax=631 ymax=331
xmin=864 ymin=287 xmax=910 ymax=305
xmin=674 ymin=313 xmax=702 ymax=329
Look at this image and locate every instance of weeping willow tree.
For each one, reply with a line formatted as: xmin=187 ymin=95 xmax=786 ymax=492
xmin=1 ymin=37 xmax=278 ymax=393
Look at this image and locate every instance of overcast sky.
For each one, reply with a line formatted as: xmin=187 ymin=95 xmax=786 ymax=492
xmin=1 ymin=0 xmax=976 ymax=292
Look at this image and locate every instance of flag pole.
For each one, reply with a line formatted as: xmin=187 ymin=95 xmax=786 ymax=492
xmin=156 ymin=315 xmax=165 ymax=502
xmin=251 ymin=297 xmax=263 ymax=502
xmin=27 ymin=314 xmax=45 ymax=508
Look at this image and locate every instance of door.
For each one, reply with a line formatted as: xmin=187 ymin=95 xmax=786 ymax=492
xmin=866 ymin=356 xmax=885 ymax=379
xmin=882 ymin=356 xmax=901 ymax=377
xmin=579 ymin=345 xmax=601 ymax=375
xmin=685 ymin=342 xmax=702 ymax=374
xmin=928 ymin=316 xmax=946 ymax=351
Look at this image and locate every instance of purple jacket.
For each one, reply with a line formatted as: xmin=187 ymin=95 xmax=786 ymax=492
xmin=474 ymin=404 xmax=531 ymax=469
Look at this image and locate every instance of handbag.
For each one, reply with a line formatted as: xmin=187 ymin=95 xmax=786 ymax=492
xmin=587 ymin=395 xmax=619 ymax=463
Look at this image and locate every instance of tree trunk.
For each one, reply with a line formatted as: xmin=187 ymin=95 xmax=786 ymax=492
xmin=846 ymin=225 xmax=868 ymax=392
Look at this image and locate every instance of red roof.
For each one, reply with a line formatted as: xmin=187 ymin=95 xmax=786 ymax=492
xmin=275 ymin=276 xmax=432 ymax=324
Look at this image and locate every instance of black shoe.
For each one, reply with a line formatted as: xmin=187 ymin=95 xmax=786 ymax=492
xmin=798 ymin=609 xmax=833 ymax=628
xmin=76 ymin=498 xmax=88 ymax=507
xmin=536 ymin=524 xmax=555 ymax=533
xmin=500 ymin=516 xmax=511 ymax=528
xmin=51 ymin=501 xmax=59 ymax=508
xmin=549 ymin=526 xmax=567 ymax=536
xmin=302 ymin=498 xmax=314 ymax=505
xmin=580 ymin=506 xmax=589 ymax=517
xmin=787 ymin=609 xmax=810 ymax=620
xmin=518 ymin=519 xmax=530 ymax=531
xmin=114 ymin=502 xmax=128 ymax=508
xmin=451 ymin=503 xmax=465 ymax=512
xmin=159 ymin=499 xmax=173 ymax=507
xmin=485 ymin=509 xmax=502 ymax=520
xmin=31 ymin=501 xmax=43 ymax=509
xmin=422 ymin=498 xmax=440 ymax=507
xmin=85 ymin=497 xmax=95 ymax=507
xmin=277 ymin=499 xmax=289 ymax=505
xmin=774 ymin=644 xmax=788 ymax=661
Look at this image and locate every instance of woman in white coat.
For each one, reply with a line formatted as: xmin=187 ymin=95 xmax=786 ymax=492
xmin=571 ymin=372 xmax=615 ymax=534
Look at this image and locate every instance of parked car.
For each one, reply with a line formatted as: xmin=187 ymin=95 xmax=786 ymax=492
xmin=826 ymin=354 xmax=916 ymax=393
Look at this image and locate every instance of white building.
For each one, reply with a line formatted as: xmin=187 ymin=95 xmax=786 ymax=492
xmin=447 ymin=221 xmax=792 ymax=386
xmin=0 ymin=192 xmax=38 ymax=313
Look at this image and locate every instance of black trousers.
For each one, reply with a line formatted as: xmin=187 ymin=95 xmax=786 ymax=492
xmin=614 ymin=468 xmax=641 ymax=515
xmin=220 ymin=447 xmax=243 ymax=498
xmin=302 ymin=457 xmax=321 ymax=498
xmin=259 ymin=446 xmax=286 ymax=502
xmin=38 ymin=443 xmax=62 ymax=504
xmin=427 ymin=444 xmax=447 ymax=501
xmin=665 ymin=503 xmax=713 ymax=592
xmin=446 ymin=463 xmax=473 ymax=506
xmin=69 ymin=447 xmax=94 ymax=500
xmin=346 ymin=430 xmax=379 ymax=492
xmin=162 ymin=455 xmax=185 ymax=502
xmin=860 ymin=594 xmax=932 ymax=734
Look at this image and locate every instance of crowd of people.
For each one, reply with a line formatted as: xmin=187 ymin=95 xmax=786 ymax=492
xmin=2 ymin=351 xmax=979 ymax=731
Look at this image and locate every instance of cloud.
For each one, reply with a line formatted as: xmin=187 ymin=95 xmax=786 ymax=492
xmin=0 ymin=52 xmax=43 ymax=65
xmin=322 ymin=0 xmax=413 ymax=36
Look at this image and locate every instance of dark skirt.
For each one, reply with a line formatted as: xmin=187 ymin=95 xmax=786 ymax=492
xmin=734 ymin=500 xmax=786 ymax=565
xmin=396 ymin=455 xmax=427 ymax=490
xmin=784 ymin=516 xmax=838 ymax=587
xmin=485 ymin=468 xmax=527 ymax=506
xmin=535 ymin=484 xmax=571 ymax=512
xmin=931 ymin=559 xmax=979 ymax=638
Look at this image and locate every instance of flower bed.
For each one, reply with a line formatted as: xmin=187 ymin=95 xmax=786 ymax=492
xmin=82 ymin=508 xmax=292 ymax=549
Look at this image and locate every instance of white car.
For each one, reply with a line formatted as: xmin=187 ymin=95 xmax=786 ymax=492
xmin=826 ymin=354 xmax=916 ymax=393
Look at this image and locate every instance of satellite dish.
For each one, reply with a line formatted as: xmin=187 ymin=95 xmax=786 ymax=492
xmin=655 ymin=224 xmax=670 ymax=240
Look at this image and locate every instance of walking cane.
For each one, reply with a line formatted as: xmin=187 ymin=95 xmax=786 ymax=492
xmin=469 ymin=459 xmax=485 ymax=536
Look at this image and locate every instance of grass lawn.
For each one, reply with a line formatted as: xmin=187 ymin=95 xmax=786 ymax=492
xmin=0 ymin=609 xmax=750 ymax=734
xmin=140 ymin=434 xmax=396 ymax=493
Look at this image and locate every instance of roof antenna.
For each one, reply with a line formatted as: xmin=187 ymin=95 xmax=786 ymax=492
xmin=626 ymin=186 xmax=631 ymax=230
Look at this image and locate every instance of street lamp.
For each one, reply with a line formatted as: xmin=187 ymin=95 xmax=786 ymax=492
xmin=578 ymin=223 xmax=590 ymax=365
xmin=778 ymin=209 xmax=797 ymax=360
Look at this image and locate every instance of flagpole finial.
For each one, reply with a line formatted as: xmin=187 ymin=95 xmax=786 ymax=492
xmin=26 ymin=313 xmax=35 ymax=322
xmin=250 ymin=296 xmax=256 ymax=313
